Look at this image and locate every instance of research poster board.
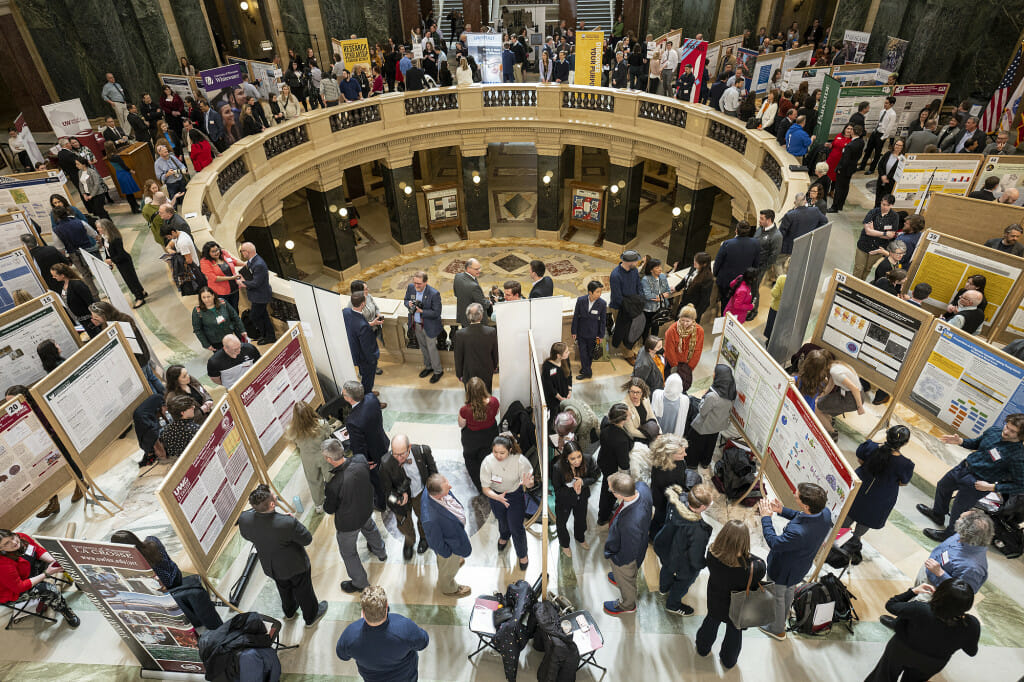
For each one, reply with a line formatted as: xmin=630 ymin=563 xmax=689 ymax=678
xmin=842 ymin=30 xmax=870 ymax=64
xmin=780 ymin=46 xmax=814 ymax=76
xmin=0 ymin=171 xmax=72 ymax=227
xmin=782 ymin=66 xmax=830 ymax=93
xmin=40 ymin=99 xmax=91 ymax=138
xmin=466 ymin=33 xmax=504 ymax=83
xmin=972 ymin=155 xmax=1024 ymax=206
xmin=892 ymin=84 xmax=949 ymax=138
xmin=30 ymin=325 xmax=150 ymax=469
xmin=0 ymin=209 xmax=39 ymax=254
xmin=829 ymin=84 xmax=892 ymax=137
xmin=905 ymin=230 xmax=1023 ymax=334
xmin=423 ymin=184 xmax=460 ymax=229
xmin=157 ymin=397 xmax=260 ymax=575
xmin=0 ymin=246 xmax=47 ymax=312
xmin=891 ymin=154 xmax=983 ymax=211
xmin=228 ymin=326 xmax=322 ymax=471
xmin=900 ymin=319 xmax=1024 ymax=438
xmin=831 ymin=63 xmax=881 ymax=86
xmin=569 ymin=183 xmax=604 ymax=230
xmin=812 ymin=270 xmax=933 ymax=392
xmin=37 ymin=537 xmax=204 ymax=674
xmin=157 ymin=74 xmax=196 ymax=102
xmin=712 ymin=34 xmax=745 ymax=76
xmin=752 ymin=53 xmax=785 ymax=95
xmin=0 ymin=396 xmax=75 ymax=529
xmin=717 ymin=314 xmax=788 ymax=456
xmin=81 ymin=249 xmax=133 ymax=318
xmin=0 ymin=293 xmax=80 ymax=390
xmin=249 ymin=60 xmax=281 ymax=99
xmin=996 ymin=289 xmax=1024 ymax=342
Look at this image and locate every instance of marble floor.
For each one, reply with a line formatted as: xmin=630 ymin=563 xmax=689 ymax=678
xmin=5 ymin=173 xmax=1024 ymax=681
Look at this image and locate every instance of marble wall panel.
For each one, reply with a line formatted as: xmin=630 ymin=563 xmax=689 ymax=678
xmin=278 ymin=0 xmax=312 ymax=52
xmin=673 ymin=0 xmax=721 ymax=40
xmin=730 ymin=0 xmax=760 ymax=36
xmin=829 ymin=0 xmax=869 ymax=45
xmin=863 ymin=0 xmax=909 ymax=65
xmin=168 ymin=0 xmax=218 ymax=69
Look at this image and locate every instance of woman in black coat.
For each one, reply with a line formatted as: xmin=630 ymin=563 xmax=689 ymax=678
xmin=97 ymin=219 xmax=147 ymax=307
xmin=648 ymin=434 xmax=700 ymax=540
xmin=551 ymin=442 xmax=599 ymax=557
xmin=597 ymin=403 xmax=632 ymax=525
xmin=866 ymin=579 xmax=979 ymax=681
xmin=50 ymin=263 xmax=98 ymax=337
xmin=842 ymin=426 xmax=913 ymax=562
xmin=540 ymin=342 xmax=572 ymax=414
xmin=674 ymin=251 xmax=714 ymax=321
xmin=875 ymin=138 xmax=905 ymax=207
xmin=695 ymin=520 xmax=766 ymax=669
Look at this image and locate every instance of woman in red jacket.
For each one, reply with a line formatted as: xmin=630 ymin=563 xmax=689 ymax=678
xmin=0 ymin=530 xmax=79 ymax=627
xmin=158 ymin=85 xmax=185 ymax=137
xmin=199 ymin=241 xmax=242 ymax=312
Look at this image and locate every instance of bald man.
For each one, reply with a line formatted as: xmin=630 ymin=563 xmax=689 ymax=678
xmin=238 ymin=242 xmax=276 ymax=344
xmin=942 ymin=289 xmax=985 ymax=335
xmin=380 ymin=433 xmax=438 ymax=559
xmin=207 ymin=334 xmax=261 ymax=387
xmin=999 ymin=187 xmax=1021 ymax=205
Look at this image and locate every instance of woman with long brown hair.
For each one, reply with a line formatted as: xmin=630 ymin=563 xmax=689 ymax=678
xmin=457 ymin=376 xmax=500 ymax=491
xmin=674 ymin=252 xmax=714 ymax=321
xmin=50 ymin=263 xmax=98 ymax=337
xmin=540 ymin=341 xmax=572 ymax=413
xmin=695 ymin=520 xmax=766 ymax=668
xmin=164 ymin=365 xmax=213 ymax=424
xmin=793 ymin=348 xmax=830 ymax=411
xmin=285 ymin=400 xmax=336 ymax=512
xmin=551 ymin=440 xmax=599 ymax=557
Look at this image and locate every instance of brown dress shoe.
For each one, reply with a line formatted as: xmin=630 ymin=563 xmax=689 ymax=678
xmin=71 ymin=485 xmax=85 ymax=503
xmin=36 ymin=496 xmax=60 ymax=518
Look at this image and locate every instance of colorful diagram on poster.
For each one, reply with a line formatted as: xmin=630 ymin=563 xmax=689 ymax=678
xmin=892 ymin=155 xmax=983 ymax=210
xmin=571 ymin=188 xmax=602 ymax=224
xmin=719 ymin=315 xmax=788 ymax=455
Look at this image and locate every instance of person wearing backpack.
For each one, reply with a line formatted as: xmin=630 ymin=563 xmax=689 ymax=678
xmin=758 ymin=482 xmax=832 ymax=640
xmin=841 ymin=426 xmax=913 ymax=563
xmin=653 ymin=483 xmax=713 ymax=616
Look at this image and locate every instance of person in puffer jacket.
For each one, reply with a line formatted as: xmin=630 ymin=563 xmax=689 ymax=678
xmin=653 ymin=484 xmax=714 ymax=616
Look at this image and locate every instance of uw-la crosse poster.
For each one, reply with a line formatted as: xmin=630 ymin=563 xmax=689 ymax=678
xmin=37 ymin=537 xmax=205 ymax=674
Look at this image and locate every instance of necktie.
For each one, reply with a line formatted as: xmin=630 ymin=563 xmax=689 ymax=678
xmin=610 ymin=502 xmax=624 ymax=526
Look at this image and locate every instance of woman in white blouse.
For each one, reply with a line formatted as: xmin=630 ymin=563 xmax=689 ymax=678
xmin=455 ymin=57 xmax=474 ymax=86
xmin=479 ymin=434 xmax=534 ymax=571
xmin=758 ymin=89 xmax=779 ymax=130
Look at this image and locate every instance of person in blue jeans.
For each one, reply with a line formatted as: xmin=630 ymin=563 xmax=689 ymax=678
xmin=758 ymin=482 xmax=832 ymax=640
xmin=480 ymin=435 xmax=535 ymax=572
xmin=918 ymin=414 xmax=1024 ymax=541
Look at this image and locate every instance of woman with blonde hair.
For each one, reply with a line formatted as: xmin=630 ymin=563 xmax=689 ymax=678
xmin=285 ymin=400 xmax=336 ymax=512
xmin=695 ymin=520 xmax=766 ymax=668
xmin=663 ymin=304 xmax=704 ymax=390
xmin=457 ymin=376 xmax=500 ymax=491
xmin=648 ymin=433 xmax=701 ymax=538
xmin=455 ymin=57 xmax=474 ymax=86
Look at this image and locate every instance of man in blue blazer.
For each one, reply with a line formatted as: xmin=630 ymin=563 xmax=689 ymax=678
xmin=603 ymin=472 xmax=653 ymax=615
xmin=198 ymin=99 xmax=226 ymax=150
xmin=344 ymin=291 xmax=381 ymax=394
xmin=403 ymin=271 xmax=444 ymax=383
xmin=238 ymin=242 xmax=275 ymax=344
xmin=758 ymin=483 xmax=832 ymax=639
xmin=571 ymin=280 xmax=607 ymax=380
xmin=420 ymin=474 xmax=472 ymax=597
xmin=342 ymin=380 xmax=388 ymax=511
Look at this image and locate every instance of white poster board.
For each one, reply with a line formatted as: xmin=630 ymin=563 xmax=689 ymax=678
xmin=289 ymin=280 xmax=357 ymax=390
xmin=892 ymin=84 xmax=949 ymax=138
xmin=780 ymin=46 xmax=814 ymax=75
xmin=0 ymin=210 xmax=36 ymax=255
xmin=831 ymin=64 xmax=881 ymax=86
xmin=41 ymin=99 xmax=92 ymax=138
xmin=0 ymin=172 xmax=72 ymax=227
xmin=466 ymin=33 xmax=504 ymax=84
xmin=783 ymin=66 xmax=830 ymax=93
xmin=0 ymin=295 xmax=79 ymax=387
xmin=250 ymin=61 xmax=280 ymax=98
xmin=0 ymin=246 xmax=47 ymax=313
xmin=0 ymin=396 xmax=72 ymax=526
xmin=13 ymin=115 xmax=44 ymax=168
xmin=892 ymin=154 xmax=983 ymax=211
xmin=80 ymin=249 xmax=133 ymax=318
xmin=752 ymin=53 xmax=785 ymax=95
xmin=842 ymin=30 xmax=871 ymax=64
xmin=829 ymin=85 xmax=892 ymax=137
xmin=495 ymin=298 xmax=532 ymax=407
xmin=158 ymin=74 xmax=195 ymax=102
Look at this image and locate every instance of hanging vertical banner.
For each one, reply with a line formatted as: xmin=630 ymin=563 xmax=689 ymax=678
xmin=37 ymin=537 xmax=205 ymax=674
xmin=813 ymin=75 xmax=842 ymax=141
xmin=882 ymin=37 xmax=910 ymax=72
xmin=575 ymin=31 xmax=604 ymax=86
xmin=466 ymin=33 xmax=504 ymax=83
xmin=677 ymin=39 xmax=708 ymax=103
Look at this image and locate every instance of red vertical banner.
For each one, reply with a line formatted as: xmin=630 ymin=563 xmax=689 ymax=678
xmin=677 ymin=39 xmax=708 ymax=103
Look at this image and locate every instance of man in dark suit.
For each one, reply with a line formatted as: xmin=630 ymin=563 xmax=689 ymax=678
xmin=454 ymin=303 xmax=498 ymax=392
xmin=421 ymin=473 xmax=473 ymax=597
xmin=342 ymin=379 xmax=388 ymax=484
xmin=848 ymin=101 xmax=869 ymax=130
xmin=830 ymin=124 xmax=866 ymax=212
xmin=102 ymin=116 xmax=130 ymax=146
xmin=941 ymin=116 xmax=986 ymax=153
xmin=453 ymin=259 xmax=491 ymax=326
xmin=380 ymin=433 xmax=438 ymax=560
xmin=571 ymin=280 xmax=607 ymax=380
xmin=603 ymin=472 xmax=653 ymax=615
xmin=198 ymin=99 xmax=226 ymax=151
xmin=528 ymin=260 xmax=553 ymax=298
xmin=344 ymin=291 xmax=381 ymax=394
xmin=403 ymin=271 xmax=443 ymax=382
xmin=713 ymin=221 xmax=760 ymax=311
xmin=322 ymin=438 xmax=386 ymax=593
xmin=968 ymin=176 xmax=1000 ymax=201
xmin=126 ymin=104 xmax=152 ymax=145
xmin=758 ymin=483 xmax=832 ymax=640
xmin=236 ymin=484 xmax=328 ymax=627
xmin=610 ymin=51 xmax=628 ymax=88
xmin=55 ymin=138 xmax=83 ymax=193
xmin=404 ymin=60 xmax=426 ymax=91
xmin=778 ymin=195 xmax=828 ymax=254
xmin=238 ymin=242 xmax=275 ymax=344
xmin=20 ymin=233 xmax=70 ymax=292
xmin=775 ymin=108 xmax=797 ymax=146
xmin=708 ymin=71 xmax=729 ymax=111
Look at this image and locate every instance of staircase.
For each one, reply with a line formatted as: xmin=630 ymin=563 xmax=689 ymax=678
xmin=434 ymin=0 xmax=465 ymax=36
xmin=575 ymin=0 xmax=613 ymax=35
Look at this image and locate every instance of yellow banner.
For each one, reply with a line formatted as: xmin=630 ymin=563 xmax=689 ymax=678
xmin=575 ymin=31 xmax=604 ymax=86
xmin=336 ymin=38 xmax=370 ymax=71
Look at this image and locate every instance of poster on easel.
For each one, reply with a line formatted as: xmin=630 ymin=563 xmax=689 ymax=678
xmin=249 ymin=60 xmax=281 ymax=99
xmin=568 ymin=183 xmax=604 ymax=231
xmin=0 ymin=209 xmax=39 ymax=254
xmin=157 ymin=397 xmax=260 ymax=593
xmin=0 ymin=395 xmax=75 ymax=529
xmin=0 ymin=293 xmax=80 ymax=388
xmin=228 ymin=326 xmax=323 ymax=470
xmin=782 ymin=66 xmax=831 ymax=93
xmin=892 ymin=84 xmax=949 ymax=138
xmin=828 ymin=84 xmax=893 ymax=137
xmin=972 ymin=155 xmax=1024 ymax=206
xmin=841 ymin=30 xmax=870 ymax=64
xmin=812 ymin=270 xmax=933 ymax=393
xmin=751 ymin=52 xmax=785 ymax=95
xmin=831 ymin=63 xmax=881 ymax=86
xmin=0 ymin=245 xmax=47 ymax=312
xmin=37 ymin=537 xmax=205 ymax=674
xmin=905 ymin=229 xmax=1022 ymax=334
xmin=0 ymin=171 xmax=73 ymax=228
xmin=891 ymin=154 xmax=983 ymax=211
xmin=423 ymin=184 xmax=460 ymax=226
xmin=780 ymin=45 xmax=814 ymax=76
xmin=466 ymin=33 xmax=504 ymax=83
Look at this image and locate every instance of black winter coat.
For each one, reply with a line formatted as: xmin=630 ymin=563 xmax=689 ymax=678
xmin=653 ymin=485 xmax=712 ymax=588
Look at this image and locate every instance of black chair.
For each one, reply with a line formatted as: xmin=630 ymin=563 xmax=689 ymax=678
xmin=3 ymin=575 xmax=73 ymax=630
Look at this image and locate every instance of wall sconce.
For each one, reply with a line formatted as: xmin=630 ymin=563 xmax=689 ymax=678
xmin=542 ymin=170 xmax=553 ymax=185
xmin=471 ymin=171 xmax=481 ymax=184
xmin=617 ymin=180 xmax=626 ymax=190
xmin=239 ymin=1 xmax=249 ymax=10
xmin=284 ymin=239 xmax=295 ymax=250
xmin=404 ymin=185 xmax=413 ymax=195
xmin=339 ymin=207 xmax=348 ymax=217
xmin=672 ymin=206 xmax=681 ymax=217
xmin=329 ymin=204 xmax=337 ymax=213
xmin=684 ymin=203 xmax=692 ymax=213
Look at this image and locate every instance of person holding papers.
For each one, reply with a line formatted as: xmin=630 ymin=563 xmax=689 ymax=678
xmin=207 ymin=334 xmax=261 ymax=388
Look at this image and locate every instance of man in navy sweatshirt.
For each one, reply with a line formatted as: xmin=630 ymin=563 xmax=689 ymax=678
xmin=336 ymin=585 xmax=429 ymax=681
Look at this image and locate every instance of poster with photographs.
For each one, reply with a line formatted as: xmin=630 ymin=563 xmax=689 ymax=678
xmin=425 ymin=186 xmax=460 ymax=226
xmin=570 ymin=185 xmax=603 ymax=228
xmin=882 ymin=37 xmax=910 ymax=72
xmin=842 ymin=30 xmax=870 ymax=64
xmin=37 ymin=537 xmax=205 ymax=674
xmin=976 ymin=156 xmax=1024 ymax=206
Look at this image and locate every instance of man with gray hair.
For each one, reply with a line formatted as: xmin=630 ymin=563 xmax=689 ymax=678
xmin=342 ymin=380 xmax=388 ymax=509
xmin=454 ymin=302 xmax=498 ymax=392
xmin=238 ymin=241 xmax=276 ymax=345
xmin=322 ymin=438 xmax=386 ymax=593
xmin=453 ymin=258 xmax=491 ymax=327
xmin=380 ymin=433 xmax=438 ymax=559
xmin=941 ymin=115 xmax=986 ymax=153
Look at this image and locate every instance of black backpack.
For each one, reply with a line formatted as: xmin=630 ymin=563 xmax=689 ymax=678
xmin=789 ymin=573 xmax=858 ymax=635
xmin=712 ymin=439 xmax=760 ymax=502
xmin=501 ymin=400 xmax=537 ymax=455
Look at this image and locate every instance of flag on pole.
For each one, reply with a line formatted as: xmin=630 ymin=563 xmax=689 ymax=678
xmin=981 ymin=41 xmax=1024 ymax=134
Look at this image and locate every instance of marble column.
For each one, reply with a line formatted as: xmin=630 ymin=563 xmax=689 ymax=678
xmin=319 ymin=0 xmax=394 ymax=47
xmin=672 ymin=0 xmax=720 ymax=42
xmin=167 ymin=0 xmax=218 ymax=68
xmin=603 ymin=159 xmax=644 ymax=248
xmin=715 ymin=0 xmax=735 ymax=40
xmin=277 ymin=0 xmax=311 ymax=52
xmin=461 ymin=153 xmax=490 ymax=233
xmin=729 ymin=0 xmax=760 ymax=36
xmin=382 ymin=162 xmax=421 ymax=248
xmin=462 ymin=0 xmax=480 ymax=33
xmin=0 ymin=10 xmax=51 ymax=130
xmin=622 ymin=0 xmax=641 ymax=39
xmin=863 ymin=0 xmax=909 ymax=64
xmin=667 ymin=183 xmax=719 ymax=267
xmin=307 ymin=187 xmax=358 ymax=272
xmin=536 ymin=152 xmax=563 ymax=233
xmin=829 ymin=0 xmax=871 ymax=46
xmin=242 ymin=222 xmax=285 ymax=276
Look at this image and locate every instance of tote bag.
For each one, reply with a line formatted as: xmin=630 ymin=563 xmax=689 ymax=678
xmin=729 ymin=560 xmax=775 ymax=629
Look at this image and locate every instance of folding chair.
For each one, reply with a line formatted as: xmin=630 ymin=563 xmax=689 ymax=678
xmin=466 ymin=595 xmax=501 ymax=660
xmin=3 ymin=575 xmax=73 ymax=630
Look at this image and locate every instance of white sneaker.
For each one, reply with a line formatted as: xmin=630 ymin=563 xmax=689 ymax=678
xmin=315 ymin=505 xmax=324 ymax=514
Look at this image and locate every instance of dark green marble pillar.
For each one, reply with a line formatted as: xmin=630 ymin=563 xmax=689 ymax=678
xmin=729 ymin=0 xmax=759 ymax=35
xmin=537 ymin=154 xmax=563 ymax=233
xmin=461 ymin=155 xmax=490 ymax=233
xmin=382 ymin=163 xmax=421 ymax=246
xmin=603 ymin=160 xmax=644 ymax=246
xmin=829 ymin=0 xmax=871 ymax=47
xmin=675 ymin=0 xmax=720 ymax=41
xmin=278 ymin=0 xmax=311 ymax=52
xmin=169 ymin=0 xmax=219 ymax=69
xmin=308 ymin=187 xmax=358 ymax=271
xmin=242 ymin=223 xmax=285 ymax=275
xmin=667 ymin=184 xmax=720 ymax=267
xmin=864 ymin=0 xmax=910 ymax=64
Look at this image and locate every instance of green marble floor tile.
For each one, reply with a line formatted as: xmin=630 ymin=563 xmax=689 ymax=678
xmin=1 ymin=661 xmax=139 ymax=681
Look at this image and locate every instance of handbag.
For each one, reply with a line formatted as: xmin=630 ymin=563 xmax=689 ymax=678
xmin=729 ymin=560 xmax=775 ymax=629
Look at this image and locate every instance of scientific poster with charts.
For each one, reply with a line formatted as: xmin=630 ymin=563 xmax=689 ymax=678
xmin=976 ymin=156 xmax=1024 ymax=206
xmin=0 ymin=397 xmax=71 ymax=527
xmin=0 ymin=247 xmax=46 ymax=312
xmin=831 ymin=64 xmax=882 ymax=86
xmin=892 ymin=84 xmax=949 ymax=138
xmin=0 ymin=295 xmax=78 ymax=387
xmin=783 ymin=66 xmax=830 ymax=93
xmin=752 ymin=53 xmax=784 ymax=95
xmin=766 ymin=386 xmax=853 ymax=514
xmin=891 ymin=154 xmax=983 ymax=210
xmin=0 ymin=210 xmax=36 ymax=254
xmin=250 ymin=61 xmax=281 ymax=98
xmin=236 ymin=328 xmax=315 ymax=457
xmin=908 ymin=322 xmax=1024 ymax=437
xmin=718 ymin=315 xmax=788 ymax=455
xmin=829 ymin=85 xmax=892 ymax=137
xmin=0 ymin=171 xmax=71 ymax=227
xmin=168 ymin=401 xmax=255 ymax=555
xmin=41 ymin=328 xmax=144 ymax=453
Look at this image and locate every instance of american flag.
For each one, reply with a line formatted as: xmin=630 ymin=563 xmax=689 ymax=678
xmin=981 ymin=41 xmax=1024 ymax=134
